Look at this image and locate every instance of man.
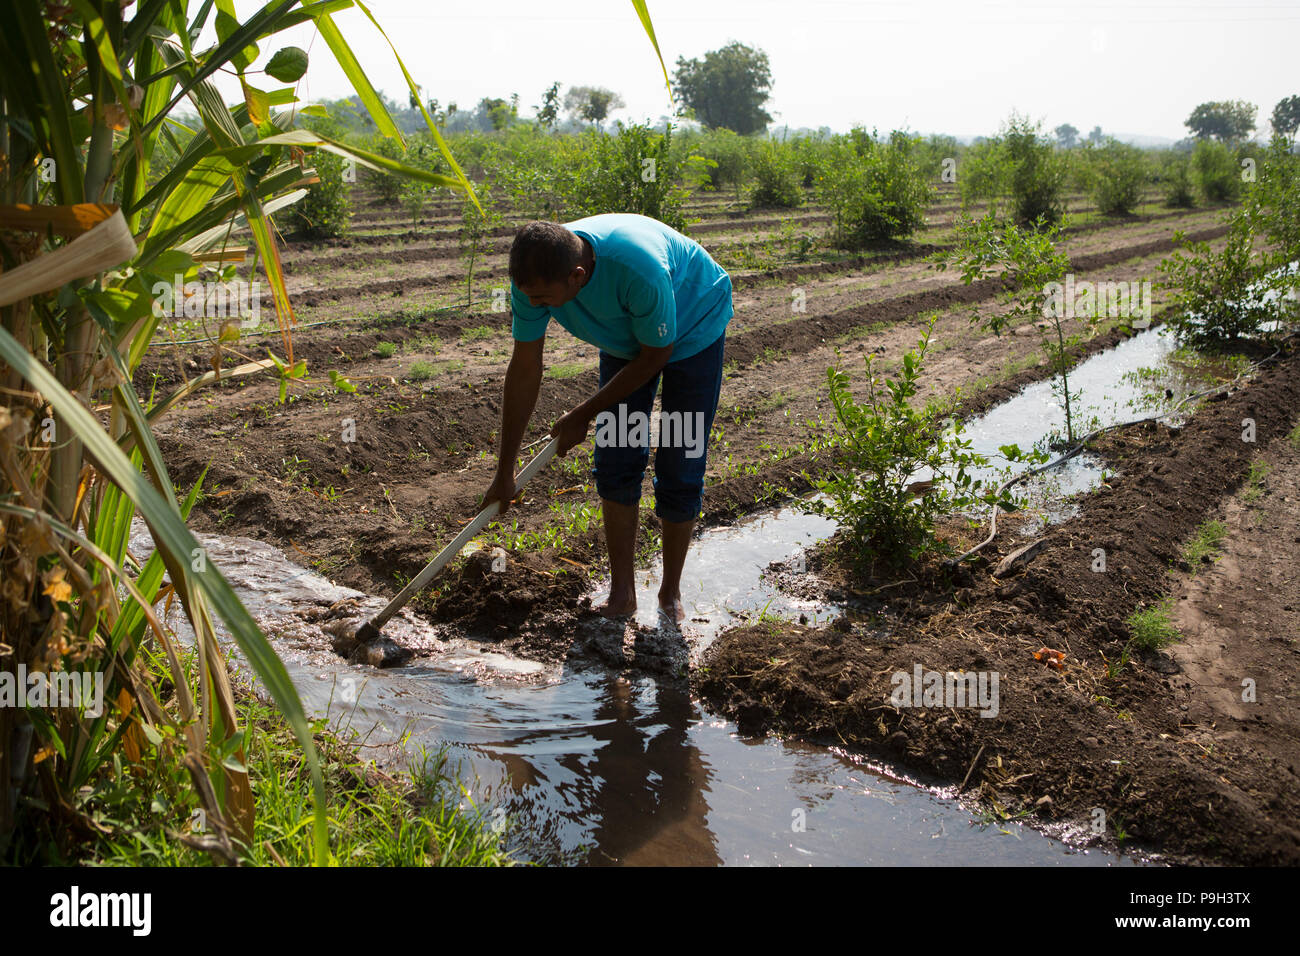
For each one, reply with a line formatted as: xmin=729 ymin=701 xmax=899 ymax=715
xmin=481 ymin=214 xmax=732 ymax=623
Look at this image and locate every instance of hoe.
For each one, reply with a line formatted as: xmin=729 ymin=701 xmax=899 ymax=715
xmin=323 ymin=436 xmax=558 ymax=663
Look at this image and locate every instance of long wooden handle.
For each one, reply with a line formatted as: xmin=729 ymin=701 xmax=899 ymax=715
xmin=367 ymin=437 xmax=560 ymax=631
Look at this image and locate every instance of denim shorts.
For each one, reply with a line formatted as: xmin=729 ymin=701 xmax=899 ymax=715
xmin=592 ymin=332 xmax=725 ymax=523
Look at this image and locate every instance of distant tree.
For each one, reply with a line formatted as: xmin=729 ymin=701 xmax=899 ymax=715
xmin=408 ymin=85 xmax=422 ymax=112
xmin=1054 ymin=123 xmax=1079 ymax=149
xmin=1271 ymin=95 xmax=1300 ymax=140
xmin=478 ymin=96 xmax=516 ymax=131
xmin=1087 ymin=125 xmax=1103 ymax=146
xmin=536 ymin=81 xmax=562 ymax=129
xmin=426 ymin=98 xmax=453 ymax=126
xmin=563 ymin=85 xmax=625 ymax=127
xmin=673 ymin=41 xmax=773 ymax=135
xmin=1185 ymin=100 xmax=1257 ymax=141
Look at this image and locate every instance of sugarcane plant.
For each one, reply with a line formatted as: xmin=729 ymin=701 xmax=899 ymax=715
xmin=0 ymin=0 xmax=488 ymax=865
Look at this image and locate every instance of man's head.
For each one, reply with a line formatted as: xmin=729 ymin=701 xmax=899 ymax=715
xmin=509 ymin=221 xmax=589 ymax=308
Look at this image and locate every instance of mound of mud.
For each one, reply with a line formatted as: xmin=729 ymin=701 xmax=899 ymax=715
xmin=429 ymin=548 xmax=589 ymax=663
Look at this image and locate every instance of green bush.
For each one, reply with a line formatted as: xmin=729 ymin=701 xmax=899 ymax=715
xmin=288 ymin=148 xmax=351 ymax=239
xmin=1161 ymin=154 xmax=1197 ymax=208
xmin=697 ymin=128 xmax=751 ymax=194
xmin=1192 ymin=139 xmax=1242 ymax=202
xmin=1086 ymin=139 xmax=1148 ymax=216
xmin=748 ymin=139 xmax=804 ymax=208
xmin=816 ymin=130 xmax=933 ymax=248
xmin=791 ymin=135 xmax=830 ymax=189
xmin=566 ymin=124 xmax=709 ymax=233
xmin=1004 ymin=115 xmax=1067 ymax=225
xmin=365 ymin=134 xmax=406 ymax=204
xmin=914 ymin=134 xmax=959 ymax=184
xmin=1158 ymin=216 xmax=1291 ymax=348
xmin=958 ymin=139 xmax=1011 ymax=216
xmin=1160 ymin=139 xmax=1300 ymax=348
xmin=1245 ymin=136 xmax=1300 ymax=267
xmin=804 ymin=315 xmax=1032 ymax=570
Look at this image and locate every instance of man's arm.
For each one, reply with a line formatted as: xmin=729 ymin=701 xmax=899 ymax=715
xmin=552 ymin=258 xmax=677 ymax=455
xmin=482 ymin=336 xmax=545 ymax=512
xmin=551 ymin=343 xmax=673 ymax=455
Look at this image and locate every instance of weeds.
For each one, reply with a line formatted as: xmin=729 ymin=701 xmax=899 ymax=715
xmin=1126 ymin=599 xmax=1180 ymax=652
xmin=1241 ymin=460 xmax=1269 ymax=503
xmin=1181 ymin=519 xmax=1227 ymax=569
xmin=546 ymin=362 xmax=587 ymax=379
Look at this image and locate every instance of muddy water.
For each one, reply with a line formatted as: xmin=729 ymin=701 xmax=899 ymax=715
xmin=124 ymin=327 xmax=1217 ymax=866
xmin=129 ymin=520 xmax=1137 ymax=865
xmin=876 ymin=324 xmax=1216 ymax=529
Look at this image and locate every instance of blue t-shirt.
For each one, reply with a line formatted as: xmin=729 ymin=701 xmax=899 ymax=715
xmin=510 ymin=213 xmax=732 ymax=362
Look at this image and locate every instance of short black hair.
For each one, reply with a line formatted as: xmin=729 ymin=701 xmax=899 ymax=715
xmin=509 ymin=221 xmax=582 ymax=286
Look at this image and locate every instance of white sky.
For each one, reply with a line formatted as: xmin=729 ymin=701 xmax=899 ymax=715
xmin=222 ymin=0 xmax=1300 ymax=141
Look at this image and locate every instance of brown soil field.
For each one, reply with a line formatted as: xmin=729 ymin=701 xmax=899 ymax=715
xmin=138 ymin=186 xmax=1296 ymax=863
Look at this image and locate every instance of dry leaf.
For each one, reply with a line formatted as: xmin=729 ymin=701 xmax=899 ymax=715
xmin=42 ymin=566 xmax=72 ymax=603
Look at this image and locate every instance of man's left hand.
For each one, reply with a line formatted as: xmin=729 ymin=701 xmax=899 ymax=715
xmin=551 ymin=408 xmax=593 ymax=457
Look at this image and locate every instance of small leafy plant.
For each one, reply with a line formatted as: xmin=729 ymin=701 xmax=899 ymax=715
xmin=1158 ymin=218 xmax=1292 ymax=349
xmin=1082 ymin=138 xmax=1148 ymax=217
xmin=937 ymin=214 xmax=1094 ymax=447
xmin=804 ymin=315 xmax=1037 ymax=570
xmin=288 ymin=147 xmax=352 ymax=239
xmin=459 ymin=188 xmax=502 ymax=308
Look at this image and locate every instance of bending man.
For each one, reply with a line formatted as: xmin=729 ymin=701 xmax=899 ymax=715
xmin=482 ymin=214 xmax=732 ymax=623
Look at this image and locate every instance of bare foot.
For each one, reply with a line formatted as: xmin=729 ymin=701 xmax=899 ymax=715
xmin=595 ymin=589 xmax=637 ymax=618
xmin=657 ymin=591 xmax=686 ymax=625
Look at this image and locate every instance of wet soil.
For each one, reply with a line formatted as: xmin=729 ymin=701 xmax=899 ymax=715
xmin=695 ymin=338 xmax=1300 ymax=866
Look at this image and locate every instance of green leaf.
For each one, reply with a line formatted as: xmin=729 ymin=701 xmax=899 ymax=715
xmin=327 ymin=2 xmax=480 ymax=209
xmin=309 ymin=9 xmax=400 ymax=140
xmin=222 ymin=753 xmax=249 ymax=774
xmin=629 ymin=0 xmax=672 ymax=97
xmin=265 ymin=46 xmax=309 ymax=82
xmin=215 ymin=0 xmax=261 ymax=72
xmin=221 ymin=129 xmax=465 ymax=189
xmin=242 ymin=80 xmax=271 ymax=126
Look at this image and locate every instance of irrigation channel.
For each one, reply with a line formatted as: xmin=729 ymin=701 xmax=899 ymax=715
xmin=130 ymin=326 xmax=1210 ymax=865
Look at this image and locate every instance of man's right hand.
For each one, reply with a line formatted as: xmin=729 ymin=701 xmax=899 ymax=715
xmin=482 ymin=472 xmax=519 ymax=514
